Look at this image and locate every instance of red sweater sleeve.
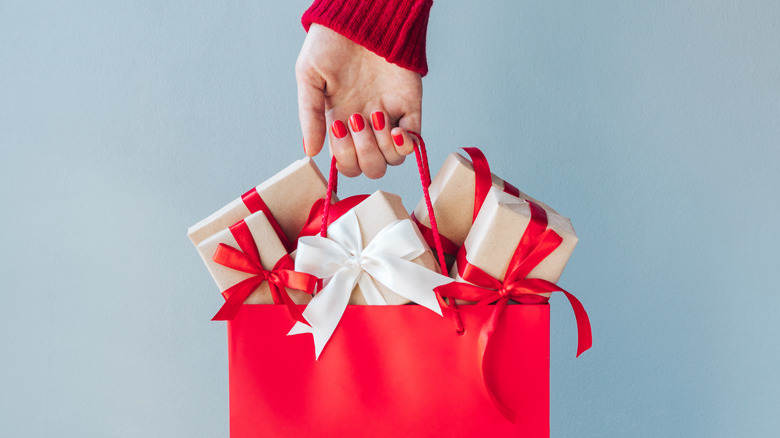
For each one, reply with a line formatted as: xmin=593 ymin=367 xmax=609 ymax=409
xmin=302 ymin=0 xmax=433 ymax=76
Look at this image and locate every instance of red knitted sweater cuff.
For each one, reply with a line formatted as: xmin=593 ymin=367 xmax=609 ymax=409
xmin=302 ymin=0 xmax=432 ymax=76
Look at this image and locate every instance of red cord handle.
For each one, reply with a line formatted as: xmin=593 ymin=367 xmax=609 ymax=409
xmin=319 ymin=133 xmax=447 ymax=273
xmin=318 ymin=133 xmax=464 ymax=333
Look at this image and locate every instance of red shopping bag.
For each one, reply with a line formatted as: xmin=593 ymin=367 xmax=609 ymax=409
xmin=214 ymin=136 xmax=589 ymax=437
xmin=227 ymin=303 xmax=550 ymax=437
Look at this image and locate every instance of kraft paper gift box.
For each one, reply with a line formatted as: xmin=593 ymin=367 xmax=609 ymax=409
xmin=288 ymin=188 xmax=450 ymax=359
xmin=331 ymin=190 xmax=442 ymax=305
xmin=187 ymin=156 xmax=329 ymax=248
xmin=412 ymin=152 xmax=557 ymax=251
xmin=453 ymin=186 xmax=577 ymax=300
xmin=197 ymin=210 xmax=312 ymax=305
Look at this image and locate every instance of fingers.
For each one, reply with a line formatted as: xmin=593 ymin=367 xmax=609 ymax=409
xmin=371 ymin=111 xmax=405 ymax=166
xmin=327 ymin=112 xmax=387 ymax=179
xmin=392 ymin=110 xmax=422 ymax=156
xmin=327 ymin=107 xmax=421 ymax=178
xmin=327 ymin=116 xmax=361 ymax=177
xmin=349 ymin=114 xmax=387 ymax=179
xmin=296 ymin=64 xmax=327 ymax=157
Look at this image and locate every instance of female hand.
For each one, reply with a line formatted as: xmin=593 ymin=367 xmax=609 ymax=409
xmin=296 ymin=24 xmax=423 ymax=178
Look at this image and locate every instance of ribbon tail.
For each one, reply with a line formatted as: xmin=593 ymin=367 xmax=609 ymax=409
xmin=562 ymin=290 xmax=592 ymax=357
xmin=357 ymin=273 xmax=388 ymax=305
xmin=523 ymin=279 xmax=593 ymax=357
xmin=287 ymin=320 xmax=312 ymax=335
xmin=211 ymin=276 xmax=263 ymax=321
xmin=287 ymin=268 xmax=357 ymax=359
xmin=478 ymin=298 xmax=517 ymax=423
xmin=272 ymin=283 xmax=309 ymax=326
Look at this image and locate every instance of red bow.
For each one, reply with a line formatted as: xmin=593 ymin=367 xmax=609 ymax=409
xmin=211 ymin=220 xmax=318 ymax=324
xmin=435 ymin=200 xmax=592 ymax=423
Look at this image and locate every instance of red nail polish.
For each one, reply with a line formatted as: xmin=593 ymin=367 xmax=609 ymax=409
xmin=371 ymin=112 xmax=385 ymax=130
xmin=331 ymin=120 xmax=347 ymax=139
xmin=302 ymin=138 xmax=306 ymax=154
xmin=393 ymin=133 xmax=404 ymax=146
xmin=349 ymin=114 xmax=365 ymax=132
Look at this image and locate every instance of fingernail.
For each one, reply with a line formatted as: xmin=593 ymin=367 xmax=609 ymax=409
xmin=302 ymin=138 xmax=306 ymax=154
xmin=371 ymin=112 xmax=385 ymax=130
xmin=349 ymin=114 xmax=365 ymax=132
xmin=331 ymin=120 xmax=347 ymax=139
xmin=393 ymin=133 xmax=404 ymax=146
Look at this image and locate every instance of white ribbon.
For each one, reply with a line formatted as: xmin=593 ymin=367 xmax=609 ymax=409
xmin=288 ymin=210 xmax=449 ymax=358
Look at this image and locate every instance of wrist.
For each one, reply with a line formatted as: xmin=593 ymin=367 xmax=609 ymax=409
xmin=302 ymin=0 xmax=433 ymax=76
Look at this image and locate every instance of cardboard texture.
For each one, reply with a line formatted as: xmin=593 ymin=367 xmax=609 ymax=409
xmin=187 ymin=157 xmax=329 ymax=247
xmin=453 ymin=187 xmax=577 ymax=300
xmin=197 ymin=211 xmax=312 ymax=305
xmin=413 ymin=152 xmax=557 ymax=249
xmin=330 ymin=190 xmax=441 ymax=305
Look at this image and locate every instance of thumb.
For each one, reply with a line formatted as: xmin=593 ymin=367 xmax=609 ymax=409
xmin=392 ymin=110 xmax=422 ymax=156
xmin=297 ymin=73 xmax=327 ymax=157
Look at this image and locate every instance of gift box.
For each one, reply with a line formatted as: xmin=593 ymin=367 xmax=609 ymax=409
xmin=412 ymin=151 xmax=557 ymax=255
xmin=187 ymin=157 xmax=330 ymax=250
xmin=454 ymin=186 xmax=578 ymax=295
xmin=326 ymin=189 xmax=441 ymax=305
xmin=434 ymin=184 xmax=590 ymax=426
xmin=289 ymin=189 xmax=450 ymax=358
xmin=196 ymin=210 xmax=313 ymax=307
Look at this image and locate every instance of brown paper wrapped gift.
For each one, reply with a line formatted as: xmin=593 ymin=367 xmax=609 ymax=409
xmin=413 ymin=152 xmax=557 ymax=250
xmin=197 ymin=210 xmax=312 ymax=305
xmin=452 ymin=187 xmax=577 ymax=301
xmin=329 ymin=190 xmax=442 ymax=305
xmin=187 ymin=157 xmax=329 ymax=247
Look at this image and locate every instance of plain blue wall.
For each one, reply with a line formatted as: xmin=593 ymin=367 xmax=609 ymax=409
xmin=2 ymin=1 xmax=778 ymax=436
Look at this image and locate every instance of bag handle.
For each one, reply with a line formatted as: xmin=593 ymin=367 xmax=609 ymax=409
xmin=319 ymin=133 xmax=446 ymax=271
xmin=318 ymin=133 xmax=465 ymax=333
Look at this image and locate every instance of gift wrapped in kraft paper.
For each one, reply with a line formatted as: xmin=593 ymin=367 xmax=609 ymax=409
xmin=413 ymin=151 xmax=557 ymax=253
xmin=313 ymin=190 xmax=442 ymax=304
xmin=289 ymin=190 xmax=451 ymax=358
xmin=187 ymin=157 xmax=330 ymax=250
xmin=434 ymin=186 xmax=591 ymax=427
xmin=452 ymin=186 xmax=577 ymax=302
xmin=197 ymin=210 xmax=314 ymax=309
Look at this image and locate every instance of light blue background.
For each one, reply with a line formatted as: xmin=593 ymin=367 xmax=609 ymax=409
xmin=2 ymin=1 xmax=778 ymax=436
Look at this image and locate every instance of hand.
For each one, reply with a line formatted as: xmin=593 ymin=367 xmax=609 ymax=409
xmin=296 ymin=24 xmax=423 ymax=179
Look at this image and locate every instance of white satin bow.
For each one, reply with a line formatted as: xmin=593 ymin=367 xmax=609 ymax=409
xmin=289 ymin=209 xmax=449 ymax=358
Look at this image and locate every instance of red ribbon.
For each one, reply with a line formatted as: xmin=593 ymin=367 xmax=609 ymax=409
xmin=297 ymin=195 xmax=369 ymax=239
xmin=241 ymin=188 xmax=294 ymax=253
xmin=211 ymin=220 xmax=318 ymax=323
xmin=435 ymin=200 xmax=592 ymax=423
